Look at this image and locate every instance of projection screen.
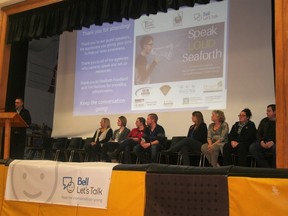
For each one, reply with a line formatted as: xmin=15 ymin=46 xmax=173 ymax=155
xmin=52 ymin=0 xmax=275 ymax=138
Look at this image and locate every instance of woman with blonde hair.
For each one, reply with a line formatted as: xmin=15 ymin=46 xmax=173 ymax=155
xmin=85 ymin=117 xmax=113 ymax=161
xmin=201 ymin=110 xmax=229 ymax=167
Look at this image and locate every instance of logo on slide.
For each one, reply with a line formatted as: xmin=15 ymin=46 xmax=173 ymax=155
xmin=194 ymin=11 xmax=219 ymax=22
xmin=173 ymin=11 xmax=183 ymax=27
xmin=142 ymin=18 xmax=154 ymax=32
xmin=193 ymin=13 xmax=202 ymax=21
xmin=135 ymin=87 xmax=151 ymax=97
xmin=160 ymin=85 xmax=171 ymax=96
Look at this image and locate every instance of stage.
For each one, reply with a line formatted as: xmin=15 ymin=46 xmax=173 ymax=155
xmin=0 ymin=160 xmax=287 ymax=216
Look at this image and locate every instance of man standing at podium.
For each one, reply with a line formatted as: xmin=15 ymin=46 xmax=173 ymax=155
xmin=10 ymin=97 xmax=31 ymax=159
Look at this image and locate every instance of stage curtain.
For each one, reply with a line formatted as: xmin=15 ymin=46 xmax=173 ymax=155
xmin=7 ymin=0 xmax=222 ymax=43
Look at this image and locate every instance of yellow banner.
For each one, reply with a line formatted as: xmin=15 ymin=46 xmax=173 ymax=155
xmin=228 ymin=176 xmax=288 ymax=216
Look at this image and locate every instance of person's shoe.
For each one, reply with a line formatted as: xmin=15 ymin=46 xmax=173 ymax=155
xmin=107 ymin=151 xmax=117 ymax=160
xmin=111 ymin=159 xmax=119 ymax=163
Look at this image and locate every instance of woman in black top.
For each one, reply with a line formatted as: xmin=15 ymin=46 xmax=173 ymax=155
xmin=164 ymin=111 xmax=207 ymax=166
xmin=223 ymin=108 xmax=256 ymax=166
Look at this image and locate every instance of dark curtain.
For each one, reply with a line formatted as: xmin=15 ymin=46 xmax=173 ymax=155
xmin=5 ymin=41 xmax=29 ymax=111
xmin=7 ymin=0 xmax=222 ymax=43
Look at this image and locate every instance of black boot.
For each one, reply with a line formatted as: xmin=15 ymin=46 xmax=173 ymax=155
xmin=107 ymin=150 xmax=117 ymax=160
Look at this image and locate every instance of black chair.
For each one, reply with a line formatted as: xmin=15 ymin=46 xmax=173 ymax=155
xmin=158 ymin=136 xmax=204 ymax=166
xmin=231 ymin=153 xmax=256 ymax=167
xmin=51 ymin=137 xmax=68 ymax=161
xmin=243 ymin=152 xmax=274 ymax=168
xmin=136 ymin=137 xmax=167 ymax=164
xmin=63 ymin=137 xmax=83 ymax=162
xmin=26 ymin=137 xmax=53 ymax=160
xmin=68 ymin=137 xmax=93 ymax=162
xmin=118 ymin=149 xmax=138 ymax=164
xmin=178 ymin=150 xmax=205 ymax=167
xmin=158 ymin=136 xmax=185 ymax=164
xmin=39 ymin=137 xmax=54 ymax=159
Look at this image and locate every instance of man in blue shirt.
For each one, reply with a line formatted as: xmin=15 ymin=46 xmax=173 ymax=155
xmin=133 ymin=113 xmax=165 ymax=163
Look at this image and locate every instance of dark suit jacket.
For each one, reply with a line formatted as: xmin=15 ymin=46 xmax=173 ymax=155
xmin=14 ymin=107 xmax=32 ymax=135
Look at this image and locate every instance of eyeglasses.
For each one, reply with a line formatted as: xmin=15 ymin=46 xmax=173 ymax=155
xmin=238 ymin=114 xmax=246 ymax=117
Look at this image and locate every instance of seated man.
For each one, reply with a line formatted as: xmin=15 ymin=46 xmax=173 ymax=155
xmin=249 ymin=104 xmax=276 ymax=168
xmin=133 ymin=113 xmax=165 ymax=163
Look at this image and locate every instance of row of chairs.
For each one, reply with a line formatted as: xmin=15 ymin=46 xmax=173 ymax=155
xmin=157 ymin=136 xmax=266 ymax=167
xmin=25 ymin=136 xmax=205 ymax=165
xmin=26 ymin=137 xmax=93 ymax=162
xmin=26 ymin=136 xmax=269 ymax=167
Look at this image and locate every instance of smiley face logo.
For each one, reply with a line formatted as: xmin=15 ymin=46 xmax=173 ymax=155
xmin=67 ymin=182 xmax=75 ymax=193
xmin=22 ymin=172 xmax=45 ymax=199
xmin=7 ymin=160 xmax=59 ymax=202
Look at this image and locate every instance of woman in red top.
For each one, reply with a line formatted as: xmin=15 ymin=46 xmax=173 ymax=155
xmin=108 ymin=117 xmax=146 ymax=163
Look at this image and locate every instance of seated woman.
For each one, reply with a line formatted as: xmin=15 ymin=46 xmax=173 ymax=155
xmin=108 ymin=117 xmax=146 ymax=163
xmin=163 ymin=111 xmax=207 ymax=166
xmin=101 ymin=116 xmax=130 ymax=162
xmin=223 ymin=108 xmax=256 ymax=166
xmin=201 ymin=110 xmax=229 ymax=167
xmin=85 ymin=117 xmax=113 ymax=161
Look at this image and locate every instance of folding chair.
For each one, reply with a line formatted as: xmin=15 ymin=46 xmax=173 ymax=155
xmin=68 ymin=137 xmax=93 ymax=162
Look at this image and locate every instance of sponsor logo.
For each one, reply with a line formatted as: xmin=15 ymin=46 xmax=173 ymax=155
xmin=163 ymin=100 xmax=174 ymax=107
xmin=63 ymin=177 xmax=75 ymax=193
xmin=62 ymin=176 xmax=103 ymax=195
xmin=142 ymin=18 xmax=155 ymax=32
xmin=173 ymin=11 xmax=183 ymax=27
xmin=193 ymin=11 xmax=219 ymax=22
xmin=135 ymin=87 xmax=151 ymax=97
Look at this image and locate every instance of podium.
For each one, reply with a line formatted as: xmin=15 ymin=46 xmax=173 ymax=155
xmin=0 ymin=112 xmax=28 ymax=159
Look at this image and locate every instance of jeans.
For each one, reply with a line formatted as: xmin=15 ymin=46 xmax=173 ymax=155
xmin=249 ymin=141 xmax=276 ymax=168
xmin=133 ymin=144 xmax=163 ymax=163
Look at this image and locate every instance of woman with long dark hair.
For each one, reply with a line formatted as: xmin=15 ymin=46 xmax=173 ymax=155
xmin=163 ymin=111 xmax=207 ymax=166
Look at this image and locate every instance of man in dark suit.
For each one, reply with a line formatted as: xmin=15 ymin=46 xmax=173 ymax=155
xmin=10 ymin=97 xmax=32 ymax=159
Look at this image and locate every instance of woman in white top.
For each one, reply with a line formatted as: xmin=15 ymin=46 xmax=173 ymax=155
xmin=85 ymin=118 xmax=113 ymax=161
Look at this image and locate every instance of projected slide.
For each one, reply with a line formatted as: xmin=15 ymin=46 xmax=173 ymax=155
xmin=74 ymin=21 xmax=134 ymax=115
xmin=74 ymin=1 xmax=228 ymax=116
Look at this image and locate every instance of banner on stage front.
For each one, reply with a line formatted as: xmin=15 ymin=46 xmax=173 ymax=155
xmin=5 ymin=160 xmax=117 ymax=209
